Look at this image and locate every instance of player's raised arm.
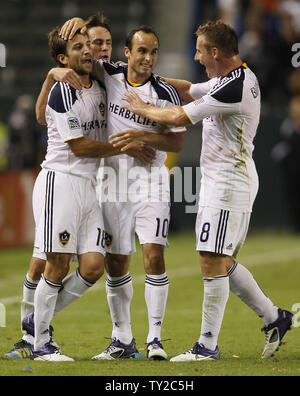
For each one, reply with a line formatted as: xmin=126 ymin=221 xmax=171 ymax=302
xmin=123 ymin=90 xmax=190 ymax=127
xmin=162 ymin=77 xmax=194 ymax=103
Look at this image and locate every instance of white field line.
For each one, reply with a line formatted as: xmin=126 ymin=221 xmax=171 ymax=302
xmin=1 ymin=246 xmax=300 ymax=306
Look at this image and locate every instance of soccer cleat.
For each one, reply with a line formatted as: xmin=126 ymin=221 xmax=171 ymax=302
xmin=170 ymin=342 xmax=220 ymax=362
xmin=5 ymin=339 xmax=33 ymax=359
xmin=261 ymin=308 xmax=294 ymax=359
xmin=147 ymin=338 xmax=168 ymax=360
xmin=92 ymin=338 xmax=138 ymax=360
xmin=31 ymin=341 xmax=74 ymax=362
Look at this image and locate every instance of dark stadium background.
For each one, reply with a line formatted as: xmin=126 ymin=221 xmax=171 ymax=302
xmin=0 ymin=0 xmax=299 ymax=248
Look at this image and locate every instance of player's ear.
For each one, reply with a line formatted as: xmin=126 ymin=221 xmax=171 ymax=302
xmin=212 ymin=47 xmax=219 ymax=60
xmin=124 ymin=46 xmax=131 ymax=60
xmin=57 ymin=53 xmax=68 ymax=66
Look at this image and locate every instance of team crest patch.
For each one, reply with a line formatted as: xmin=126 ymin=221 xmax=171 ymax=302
xmin=67 ymin=117 xmax=81 ymax=130
xmin=99 ymin=102 xmax=105 ymax=117
xmin=59 ymin=230 xmax=71 ymax=246
xmin=104 ymin=232 xmax=113 ymax=247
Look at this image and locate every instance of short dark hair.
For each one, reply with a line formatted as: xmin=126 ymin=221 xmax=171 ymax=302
xmin=48 ymin=26 xmax=83 ymax=67
xmin=48 ymin=26 xmax=68 ymax=67
xmin=196 ymin=20 xmax=239 ymax=58
xmin=125 ymin=25 xmax=159 ymax=51
xmin=85 ymin=12 xmax=111 ymax=34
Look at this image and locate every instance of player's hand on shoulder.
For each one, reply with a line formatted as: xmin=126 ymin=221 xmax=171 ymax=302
xmin=59 ymin=17 xmax=86 ymax=40
xmin=48 ymin=68 xmax=83 ymax=91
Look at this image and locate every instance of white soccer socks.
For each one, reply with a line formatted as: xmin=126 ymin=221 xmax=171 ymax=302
xmin=145 ymin=273 xmax=169 ymax=343
xmin=22 ymin=274 xmax=39 ymax=322
xmin=228 ymin=261 xmax=278 ymax=325
xmin=34 ymin=274 xmax=61 ymax=350
xmin=198 ymin=275 xmax=230 ymax=351
xmin=106 ymin=273 xmax=134 ymax=345
xmin=21 ymin=274 xmax=39 ymax=344
xmin=54 ymin=268 xmax=95 ymax=316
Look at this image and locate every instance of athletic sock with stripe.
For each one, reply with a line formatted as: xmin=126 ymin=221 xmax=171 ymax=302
xmin=34 ymin=274 xmax=61 ymax=350
xmin=228 ymin=261 xmax=278 ymax=325
xmin=198 ymin=275 xmax=229 ymax=351
xmin=53 ymin=268 xmax=95 ymax=316
xmin=21 ymin=274 xmax=39 ymax=344
xmin=145 ymin=273 xmax=169 ymax=343
xmin=106 ymin=273 xmax=133 ymax=345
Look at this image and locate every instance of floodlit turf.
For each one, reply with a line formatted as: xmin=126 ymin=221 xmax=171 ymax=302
xmin=0 ymin=231 xmax=300 ymax=377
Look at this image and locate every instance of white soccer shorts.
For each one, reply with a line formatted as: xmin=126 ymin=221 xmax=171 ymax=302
xmin=195 ymin=206 xmax=251 ymax=258
xmin=101 ymin=201 xmax=170 ymax=255
xmin=33 ymin=169 xmax=106 ymax=256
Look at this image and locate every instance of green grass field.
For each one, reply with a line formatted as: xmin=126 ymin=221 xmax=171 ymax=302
xmin=0 ymin=231 xmax=300 ymax=377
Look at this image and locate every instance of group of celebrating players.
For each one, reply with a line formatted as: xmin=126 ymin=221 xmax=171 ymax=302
xmin=6 ymin=12 xmax=293 ymax=362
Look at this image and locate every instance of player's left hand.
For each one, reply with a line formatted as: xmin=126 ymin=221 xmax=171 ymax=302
xmin=109 ymin=129 xmax=147 ymax=151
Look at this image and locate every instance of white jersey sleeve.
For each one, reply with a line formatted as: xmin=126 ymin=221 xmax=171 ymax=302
xmin=47 ymin=82 xmax=84 ymax=142
xmin=183 ymin=76 xmax=242 ymax=124
xmin=42 ymin=80 xmax=107 ymax=179
xmin=189 ymin=77 xmax=218 ymax=100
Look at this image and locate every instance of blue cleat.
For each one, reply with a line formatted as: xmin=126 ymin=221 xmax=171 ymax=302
xmin=147 ymin=338 xmax=168 ymax=360
xmin=170 ymin=342 xmax=220 ymax=362
xmin=92 ymin=338 xmax=139 ymax=360
xmin=31 ymin=341 xmax=74 ymax=362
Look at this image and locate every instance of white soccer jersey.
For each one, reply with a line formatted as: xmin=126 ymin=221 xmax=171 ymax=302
xmin=42 ymin=80 xmax=107 ymax=180
xmin=93 ymin=60 xmax=186 ymax=201
xmin=183 ymin=65 xmax=260 ymax=213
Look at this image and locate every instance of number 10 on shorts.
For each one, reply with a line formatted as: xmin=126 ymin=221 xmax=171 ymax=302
xmin=155 ymin=218 xmax=169 ymax=238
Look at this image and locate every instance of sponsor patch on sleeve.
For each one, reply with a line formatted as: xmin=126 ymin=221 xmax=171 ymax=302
xmin=67 ymin=117 xmax=81 ymax=130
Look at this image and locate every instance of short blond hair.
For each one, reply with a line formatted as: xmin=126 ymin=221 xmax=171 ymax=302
xmin=196 ymin=20 xmax=239 ymax=58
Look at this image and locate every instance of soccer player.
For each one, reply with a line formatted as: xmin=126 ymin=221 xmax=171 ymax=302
xmin=88 ymin=26 xmax=185 ymax=361
xmin=118 ymin=20 xmax=294 ymax=361
xmin=6 ymin=13 xmax=113 ymax=360
xmin=42 ymin=20 xmax=186 ymax=361
xmin=7 ymin=20 xmax=154 ymax=361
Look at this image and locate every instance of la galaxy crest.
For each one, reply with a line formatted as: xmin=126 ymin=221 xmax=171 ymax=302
xmin=104 ymin=232 xmax=113 ymax=247
xmin=59 ymin=230 xmax=71 ymax=247
xmin=99 ymin=102 xmax=105 ymax=117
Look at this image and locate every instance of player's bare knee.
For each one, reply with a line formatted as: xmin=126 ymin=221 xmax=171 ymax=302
xmin=105 ymin=254 xmax=130 ymax=277
xmin=46 ymin=253 xmax=70 ymax=279
xmin=28 ymin=257 xmax=46 ymax=281
xmin=81 ymin=260 xmax=104 ymax=282
xmin=79 ymin=253 xmax=105 ymax=282
xmin=144 ymin=249 xmax=165 ymax=275
xmin=199 ymin=251 xmax=229 ymax=277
